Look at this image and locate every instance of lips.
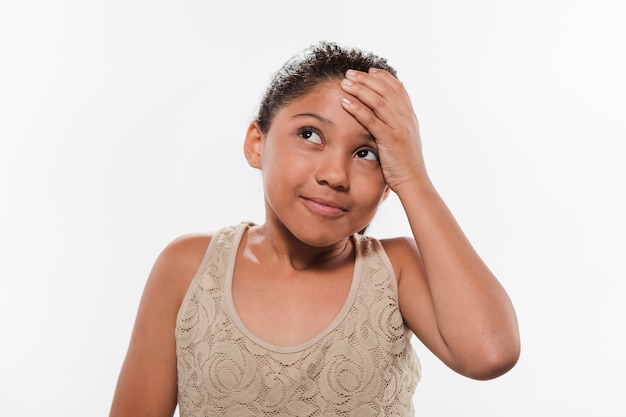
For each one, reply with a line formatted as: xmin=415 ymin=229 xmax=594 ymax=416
xmin=301 ymin=196 xmax=347 ymax=217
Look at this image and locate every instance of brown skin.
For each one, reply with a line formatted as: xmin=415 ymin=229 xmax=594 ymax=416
xmin=108 ymin=235 xmax=206 ymax=417
xmin=109 ymin=70 xmax=520 ymax=416
xmin=339 ymin=68 xmax=520 ymax=378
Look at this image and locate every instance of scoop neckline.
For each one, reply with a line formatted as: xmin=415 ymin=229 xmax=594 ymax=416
xmin=223 ymin=223 xmax=363 ymax=354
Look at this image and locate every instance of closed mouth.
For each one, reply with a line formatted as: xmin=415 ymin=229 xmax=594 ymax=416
xmin=301 ymin=196 xmax=347 ymax=216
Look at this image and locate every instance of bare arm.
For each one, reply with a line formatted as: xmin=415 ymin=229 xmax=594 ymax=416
xmin=340 ymin=68 xmax=520 ymax=380
xmin=109 ymin=235 xmax=210 ymax=417
xmin=387 ymin=183 xmax=520 ymax=380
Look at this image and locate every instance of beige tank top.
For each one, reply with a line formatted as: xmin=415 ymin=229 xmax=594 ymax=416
xmin=176 ymin=223 xmax=420 ymax=416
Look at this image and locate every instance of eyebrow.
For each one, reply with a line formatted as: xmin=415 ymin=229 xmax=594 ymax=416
xmin=293 ymin=113 xmax=334 ymax=126
xmin=293 ymin=113 xmax=375 ymax=142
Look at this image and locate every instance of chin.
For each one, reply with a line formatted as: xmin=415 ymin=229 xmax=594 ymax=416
xmin=289 ymin=224 xmax=358 ymax=248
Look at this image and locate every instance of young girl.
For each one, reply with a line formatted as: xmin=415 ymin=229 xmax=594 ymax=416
xmin=109 ymin=41 xmax=520 ymax=417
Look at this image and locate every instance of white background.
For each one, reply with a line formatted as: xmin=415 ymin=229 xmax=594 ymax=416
xmin=1 ymin=1 xmax=625 ymax=415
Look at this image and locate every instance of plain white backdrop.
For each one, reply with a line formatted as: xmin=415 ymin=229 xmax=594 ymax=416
xmin=1 ymin=0 xmax=625 ymax=415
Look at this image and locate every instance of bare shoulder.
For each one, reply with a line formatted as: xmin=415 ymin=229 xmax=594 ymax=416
xmin=379 ymin=236 xmax=424 ymax=282
xmin=159 ymin=232 xmax=213 ymax=263
xmin=109 ymin=232 xmax=213 ymax=417
xmin=148 ymin=233 xmax=213 ymax=304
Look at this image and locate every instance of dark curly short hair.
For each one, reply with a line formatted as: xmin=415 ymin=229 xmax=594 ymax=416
xmin=255 ymin=41 xmax=398 ymax=133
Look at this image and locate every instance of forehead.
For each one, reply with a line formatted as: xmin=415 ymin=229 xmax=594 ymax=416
xmin=287 ymin=80 xmax=343 ymax=108
xmin=269 ymin=81 xmax=373 ymax=140
xmin=276 ymin=81 xmax=357 ymax=121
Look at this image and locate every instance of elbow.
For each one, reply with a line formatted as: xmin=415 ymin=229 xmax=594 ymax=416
xmin=465 ymin=348 xmax=520 ymax=380
xmin=455 ymin=335 xmax=521 ymax=380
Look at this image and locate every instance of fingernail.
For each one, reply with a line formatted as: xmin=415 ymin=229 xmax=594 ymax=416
xmin=369 ymin=68 xmax=379 ymax=74
xmin=341 ymin=78 xmax=354 ymax=87
xmin=346 ymin=69 xmax=357 ymax=77
xmin=341 ymin=97 xmax=353 ymax=106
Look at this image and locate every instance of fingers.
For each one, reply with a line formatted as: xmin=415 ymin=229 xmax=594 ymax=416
xmin=340 ymin=69 xmax=414 ymax=130
xmin=340 ymin=68 xmax=410 ymax=135
xmin=339 ymin=68 xmax=424 ymax=189
xmin=344 ymin=69 xmax=413 ymax=116
xmin=340 ymin=94 xmax=386 ymax=142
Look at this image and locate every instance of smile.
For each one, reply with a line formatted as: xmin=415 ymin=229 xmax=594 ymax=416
xmin=301 ymin=197 xmax=347 ymax=217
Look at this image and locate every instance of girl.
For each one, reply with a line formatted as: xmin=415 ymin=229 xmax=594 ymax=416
xmin=110 ymin=41 xmax=520 ymax=417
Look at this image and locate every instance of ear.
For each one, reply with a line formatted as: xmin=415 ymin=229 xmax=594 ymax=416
xmin=243 ymin=122 xmax=263 ymax=169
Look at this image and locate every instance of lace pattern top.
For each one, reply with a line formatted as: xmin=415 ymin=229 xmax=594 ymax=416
xmin=176 ymin=223 xmax=420 ymax=416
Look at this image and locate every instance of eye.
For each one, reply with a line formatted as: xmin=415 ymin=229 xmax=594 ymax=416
xmin=355 ymin=148 xmax=379 ymax=161
xmin=299 ymin=128 xmax=322 ymax=144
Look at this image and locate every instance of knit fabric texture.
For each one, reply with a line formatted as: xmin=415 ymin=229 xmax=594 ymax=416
xmin=176 ymin=223 xmax=420 ymax=416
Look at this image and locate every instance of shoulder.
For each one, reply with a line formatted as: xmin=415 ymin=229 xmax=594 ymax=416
xmin=156 ymin=222 xmax=249 ymax=286
xmin=147 ymin=232 xmax=214 ymax=305
xmin=157 ymin=233 xmax=213 ymax=268
xmin=379 ymin=235 xmax=418 ymax=254
xmin=379 ymin=236 xmax=424 ymax=282
xmin=108 ymin=232 xmax=216 ymax=416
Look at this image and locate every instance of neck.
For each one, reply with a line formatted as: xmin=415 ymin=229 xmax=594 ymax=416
xmin=246 ymin=223 xmax=353 ymax=271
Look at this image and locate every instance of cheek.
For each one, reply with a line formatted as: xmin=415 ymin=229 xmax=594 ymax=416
xmin=374 ymin=187 xmax=388 ymax=206
xmin=261 ymin=152 xmax=309 ymax=194
xmin=356 ymin=169 xmax=387 ymax=201
xmin=354 ymin=185 xmax=388 ymax=215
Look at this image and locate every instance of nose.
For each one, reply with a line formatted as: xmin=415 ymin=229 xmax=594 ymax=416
xmin=315 ymin=152 xmax=350 ymax=191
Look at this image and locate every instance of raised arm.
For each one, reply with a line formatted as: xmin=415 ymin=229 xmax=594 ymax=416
xmin=340 ymin=68 xmax=520 ymax=380
xmin=109 ymin=235 xmax=210 ymax=416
